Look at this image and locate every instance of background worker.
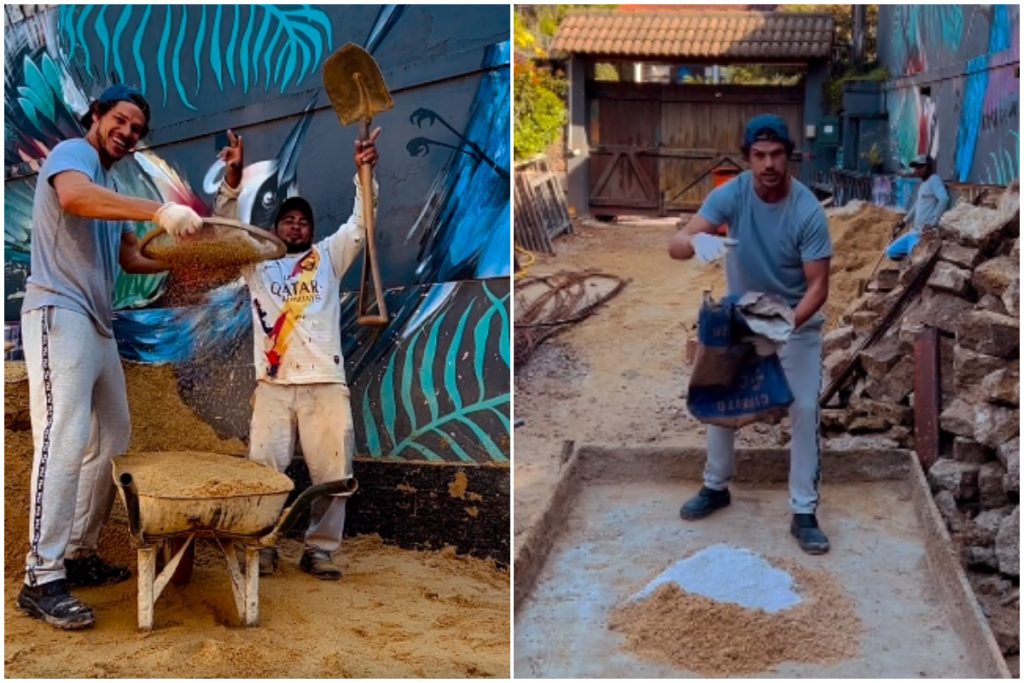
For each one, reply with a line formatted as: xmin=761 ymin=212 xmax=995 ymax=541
xmin=18 ymin=84 xmax=203 ymax=629
xmin=213 ymin=126 xmax=380 ymax=580
xmin=668 ymin=114 xmax=833 ymax=555
xmin=886 ymin=154 xmax=950 ymax=260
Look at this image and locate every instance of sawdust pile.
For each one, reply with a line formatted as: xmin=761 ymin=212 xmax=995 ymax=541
xmin=114 ymin=451 xmax=292 ymax=498
xmin=824 ymin=201 xmax=903 ymax=330
xmin=608 ymin=558 xmax=861 ymax=676
xmin=5 ymin=361 xmax=246 ymax=579
xmin=5 ymin=535 xmax=510 ymax=678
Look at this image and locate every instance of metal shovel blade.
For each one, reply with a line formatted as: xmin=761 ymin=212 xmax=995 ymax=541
xmin=322 ymin=43 xmax=394 ymax=126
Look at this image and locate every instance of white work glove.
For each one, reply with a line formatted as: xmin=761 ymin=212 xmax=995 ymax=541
xmin=693 ymin=233 xmax=738 ymax=264
xmin=153 ymin=202 xmax=203 ymax=238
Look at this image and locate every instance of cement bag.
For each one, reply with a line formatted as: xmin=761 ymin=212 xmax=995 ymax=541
xmin=687 ymin=294 xmax=794 ymax=427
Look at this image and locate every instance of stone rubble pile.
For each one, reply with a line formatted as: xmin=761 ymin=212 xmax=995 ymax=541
xmin=820 ymin=183 xmax=1020 ymax=657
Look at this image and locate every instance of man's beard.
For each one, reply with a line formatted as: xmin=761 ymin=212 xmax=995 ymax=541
xmin=285 ymin=240 xmax=312 ymax=254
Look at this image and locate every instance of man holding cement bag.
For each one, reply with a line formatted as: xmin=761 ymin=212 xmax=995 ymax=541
xmin=668 ymin=114 xmax=833 ymax=555
xmin=213 ymin=127 xmax=380 ymax=580
xmin=18 ymin=85 xmax=204 ymax=630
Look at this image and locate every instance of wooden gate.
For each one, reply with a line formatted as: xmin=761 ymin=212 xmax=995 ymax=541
xmin=588 ymin=82 xmax=804 ymax=217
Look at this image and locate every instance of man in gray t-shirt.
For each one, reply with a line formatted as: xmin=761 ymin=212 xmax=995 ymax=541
xmin=885 ymin=154 xmax=950 ymax=260
xmin=17 ymin=85 xmax=205 ymax=630
xmin=669 ymin=114 xmax=833 ymax=555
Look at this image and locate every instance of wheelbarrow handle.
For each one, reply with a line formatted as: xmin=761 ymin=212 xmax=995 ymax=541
xmin=118 ymin=473 xmax=145 ymax=542
xmin=258 ymin=478 xmax=358 ymax=547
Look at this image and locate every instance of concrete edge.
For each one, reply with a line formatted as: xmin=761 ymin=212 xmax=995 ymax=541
xmin=907 ymin=454 xmax=1012 ymax=679
xmin=514 ymin=442 xmax=583 ymax=613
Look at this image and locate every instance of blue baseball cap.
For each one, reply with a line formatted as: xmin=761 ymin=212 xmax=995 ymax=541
xmin=80 ymin=84 xmax=151 ymax=131
xmin=744 ymin=114 xmax=792 ymax=149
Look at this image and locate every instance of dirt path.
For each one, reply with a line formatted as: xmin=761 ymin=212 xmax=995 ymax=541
xmin=513 ymin=218 xmax=785 ymax=549
xmin=5 ymin=536 xmax=509 ymax=678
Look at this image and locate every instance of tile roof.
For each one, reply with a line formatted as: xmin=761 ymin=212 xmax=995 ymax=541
xmin=551 ymin=10 xmax=834 ymax=60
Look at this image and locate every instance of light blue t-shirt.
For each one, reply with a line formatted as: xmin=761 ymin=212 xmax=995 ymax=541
xmin=697 ymin=171 xmax=832 ymax=309
xmin=906 ymin=174 xmax=949 ymax=233
xmin=22 ymin=139 xmax=131 ymax=338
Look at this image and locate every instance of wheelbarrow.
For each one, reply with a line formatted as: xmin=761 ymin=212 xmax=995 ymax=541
xmin=112 ymin=452 xmax=357 ymax=631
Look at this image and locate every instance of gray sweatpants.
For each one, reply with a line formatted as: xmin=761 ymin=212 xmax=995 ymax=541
xmin=704 ymin=318 xmax=824 ymax=514
xmin=22 ymin=307 xmax=130 ymax=586
xmin=249 ymin=382 xmax=355 ymax=554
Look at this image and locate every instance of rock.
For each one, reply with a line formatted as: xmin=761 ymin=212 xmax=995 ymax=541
xmin=824 ymin=434 xmax=900 ymax=450
xmin=887 ymin=425 xmax=914 ymax=448
xmin=859 ymin=335 xmax=902 ymax=379
xmin=1001 ymin=275 xmax=1019 ymax=318
xmin=981 ymin=365 xmax=1019 ymax=408
xmin=823 ymin=325 xmax=855 ymax=356
xmin=974 ymin=404 xmax=1018 ymax=450
xmin=979 ymin=461 xmax=1009 ymax=509
xmin=997 ymin=437 xmax=1019 ymax=468
xmin=863 ymin=355 xmax=916 ymax=403
xmin=963 ymin=544 xmax=999 ymax=569
xmin=956 ymin=310 xmax=1018 ymax=358
xmin=927 ymin=261 xmax=972 ymax=296
xmin=953 ymin=346 xmax=1004 ymax=402
xmin=848 ymin=415 xmax=890 ymax=433
xmin=976 ymin=293 xmax=1009 ymax=314
xmin=995 ymin=506 xmax=1019 ymax=576
xmin=898 ymin=233 xmax=943 ymax=286
xmin=970 ymin=508 xmax=1009 ymax=545
xmin=822 ymin=349 xmax=847 ymax=385
xmin=988 ymin=600 xmax=1020 ymax=656
xmin=850 ymin=310 xmax=877 ymax=336
xmin=1014 ymin=236 xmax=1021 ymax=259
xmin=928 ymin=457 xmax=981 ymax=501
xmin=973 ymin=256 xmax=1019 ymax=298
xmin=1002 ymin=444 xmax=1019 ymax=495
xmin=871 ymin=268 xmax=900 ymax=292
xmin=938 ymin=203 xmax=1017 ymax=253
xmin=933 ymin=489 xmax=964 ymax=532
xmin=904 ymin=290 xmax=975 ymax=335
xmin=998 ymin=180 xmax=1021 ymax=218
xmin=953 ymin=437 xmax=990 ymax=464
xmin=969 ymin=572 xmax=1013 ymax=597
xmin=820 ymin=409 xmax=849 ymax=432
xmin=850 ymin=398 xmax=913 ymax=426
xmin=940 ymin=398 xmax=976 ymax=438
xmin=939 ymin=242 xmax=982 ymax=269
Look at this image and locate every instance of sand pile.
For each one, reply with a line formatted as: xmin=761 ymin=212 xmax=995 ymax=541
xmin=824 ymin=200 xmax=903 ymax=330
xmin=114 ymin=451 xmax=293 ymax=498
xmin=609 ymin=549 xmax=861 ymax=676
xmin=5 ymin=361 xmax=247 ymax=578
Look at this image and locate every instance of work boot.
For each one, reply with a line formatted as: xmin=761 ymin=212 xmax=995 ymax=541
xmin=679 ymin=486 xmax=731 ymax=520
xmin=790 ymin=514 xmax=831 ymax=555
xmin=259 ymin=548 xmax=279 ymax=577
xmin=17 ymin=580 xmax=95 ymax=630
xmin=64 ymin=554 xmax=131 ymax=588
xmin=299 ymin=547 xmax=342 ymax=581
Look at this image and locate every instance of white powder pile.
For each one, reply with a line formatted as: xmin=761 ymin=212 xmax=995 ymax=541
xmin=632 ymin=543 xmax=801 ymax=613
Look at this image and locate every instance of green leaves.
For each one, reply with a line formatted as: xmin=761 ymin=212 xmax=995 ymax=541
xmin=361 ymin=283 xmax=511 ymax=463
xmin=58 ymin=5 xmax=333 ymax=110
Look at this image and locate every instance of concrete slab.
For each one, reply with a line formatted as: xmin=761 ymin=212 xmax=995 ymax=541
xmin=514 ymin=447 xmax=1009 ymax=678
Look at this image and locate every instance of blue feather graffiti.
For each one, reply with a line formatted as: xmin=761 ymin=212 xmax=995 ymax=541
xmin=4 ymin=5 xmax=511 ymax=464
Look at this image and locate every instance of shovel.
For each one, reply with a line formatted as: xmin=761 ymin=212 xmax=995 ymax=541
xmin=323 ymin=43 xmax=394 ymax=326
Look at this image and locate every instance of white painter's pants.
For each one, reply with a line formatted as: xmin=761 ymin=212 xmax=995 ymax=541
xmin=22 ymin=307 xmax=131 ymax=587
xmin=249 ymin=382 xmax=355 ymax=554
xmin=704 ymin=319 xmax=824 ymax=514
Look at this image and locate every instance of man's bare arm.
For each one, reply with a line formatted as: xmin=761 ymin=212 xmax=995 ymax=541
xmin=53 ymin=171 xmax=162 ymax=222
xmin=792 ymin=259 xmax=830 ymax=329
xmin=668 ymin=214 xmax=722 ymax=260
xmin=119 ymin=231 xmax=168 ymax=274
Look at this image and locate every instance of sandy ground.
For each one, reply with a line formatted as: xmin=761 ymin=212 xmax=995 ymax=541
xmin=5 ymin=536 xmax=509 ymax=678
xmin=5 ymin=362 xmax=509 ymax=678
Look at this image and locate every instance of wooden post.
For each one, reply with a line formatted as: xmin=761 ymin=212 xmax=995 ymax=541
xmin=914 ymin=326 xmax=941 ymax=469
xmin=137 ymin=545 xmax=157 ymax=631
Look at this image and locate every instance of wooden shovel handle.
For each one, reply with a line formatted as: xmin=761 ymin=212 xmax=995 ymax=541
xmin=356 ymin=151 xmax=389 ymax=326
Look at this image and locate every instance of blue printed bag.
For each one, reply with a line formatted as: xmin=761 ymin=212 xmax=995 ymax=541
xmin=686 ymin=295 xmax=794 ymax=427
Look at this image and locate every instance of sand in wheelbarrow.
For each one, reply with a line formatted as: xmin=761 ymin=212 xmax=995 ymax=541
xmin=608 ymin=544 xmax=861 ymax=676
xmin=115 ymin=451 xmax=293 ymax=498
xmin=148 ymin=232 xmax=273 ymax=305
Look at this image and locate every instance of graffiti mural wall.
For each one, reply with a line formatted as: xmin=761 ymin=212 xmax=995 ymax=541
xmin=878 ymin=5 xmax=1019 ymax=184
xmin=4 ymin=5 xmax=511 ymax=464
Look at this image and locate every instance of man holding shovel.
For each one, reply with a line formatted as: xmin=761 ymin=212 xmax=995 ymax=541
xmin=213 ymin=126 xmax=380 ymax=580
xmin=668 ymin=114 xmax=833 ymax=555
xmin=18 ymin=84 xmax=204 ymax=630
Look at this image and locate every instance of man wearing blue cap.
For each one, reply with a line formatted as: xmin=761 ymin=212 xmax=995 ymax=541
xmin=17 ymin=84 xmax=205 ymax=629
xmin=668 ymin=114 xmax=833 ymax=555
xmin=885 ymin=154 xmax=949 ymax=260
